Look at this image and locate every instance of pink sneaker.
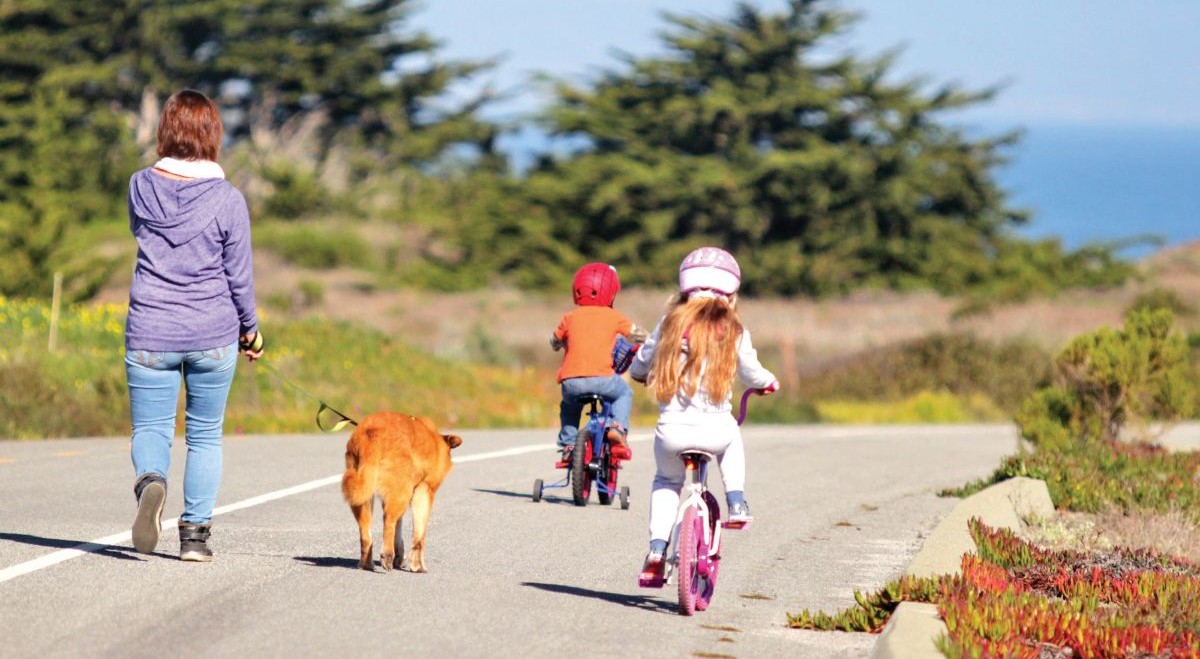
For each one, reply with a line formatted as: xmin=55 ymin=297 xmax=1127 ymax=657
xmin=637 ymin=551 xmax=666 ymax=588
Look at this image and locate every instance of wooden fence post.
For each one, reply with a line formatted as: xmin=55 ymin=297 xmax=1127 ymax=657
xmin=48 ymin=272 xmax=62 ymax=352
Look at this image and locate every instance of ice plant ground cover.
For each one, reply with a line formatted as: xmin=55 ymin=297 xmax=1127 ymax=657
xmin=788 ymin=519 xmax=1200 ymax=658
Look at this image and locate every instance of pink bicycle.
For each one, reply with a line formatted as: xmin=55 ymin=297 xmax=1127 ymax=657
xmin=642 ymin=388 xmax=762 ymax=615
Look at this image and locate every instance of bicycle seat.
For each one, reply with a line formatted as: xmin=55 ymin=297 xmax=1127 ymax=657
xmin=574 ymin=394 xmax=604 ymax=405
xmin=677 ymin=450 xmax=716 ymax=464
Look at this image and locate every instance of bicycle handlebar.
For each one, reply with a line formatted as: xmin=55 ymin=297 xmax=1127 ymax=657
xmin=736 ymin=388 xmax=762 ymax=426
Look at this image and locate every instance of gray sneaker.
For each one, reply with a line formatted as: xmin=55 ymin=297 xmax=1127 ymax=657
xmin=179 ymin=523 xmax=213 ymax=562
xmin=132 ymin=474 xmax=166 ymax=554
xmin=726 ymin=501 xmax=753 ymax=529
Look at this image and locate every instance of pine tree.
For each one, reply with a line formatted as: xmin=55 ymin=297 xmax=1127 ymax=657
xmin=525 ymin=0 xmax=1128 ymax=296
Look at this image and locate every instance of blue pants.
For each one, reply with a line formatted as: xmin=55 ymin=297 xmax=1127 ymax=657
xmin=126 ymin=343 xmax=238 ymax=524
xmin=558 ymin=375 xmax=632 ymax=447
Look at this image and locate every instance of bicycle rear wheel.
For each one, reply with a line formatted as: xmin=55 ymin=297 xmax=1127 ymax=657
xmin=571 ymin=436 xmax=592 ymax=506
xmin=597 ymin=444 xmax=618 ymax=505
xmin=676 ymin=506 xmax=702 ymax=615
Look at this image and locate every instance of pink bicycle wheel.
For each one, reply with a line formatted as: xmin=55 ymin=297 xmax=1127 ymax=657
xmin=696 ymin=532 xmax=719 ymax=611
xmin=677 ymin=507 xmax=703 ymax=615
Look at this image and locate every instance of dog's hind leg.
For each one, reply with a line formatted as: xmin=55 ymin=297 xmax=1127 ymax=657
xmin=351 ymin=498 xmax=374 ymax=571
xmin=407 ymin=483 xmax=436 ymax=573
xmin=379 ymin=490 xmax=413 ymax=573
xmin=391 ymin=513 xmax=406 ymax=571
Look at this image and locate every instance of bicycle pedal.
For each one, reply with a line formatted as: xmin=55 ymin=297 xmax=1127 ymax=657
xmin=722 ymin=520 xmax=752 ymax=530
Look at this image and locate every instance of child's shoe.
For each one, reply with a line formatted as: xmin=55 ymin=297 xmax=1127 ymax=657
xmin=555 ymin=445 xmax=574 ymax=468
xmin=637 ymin=550 xmax=666 ymax=588
xmin=725 ymin=501 xmax=753 ymax=529
xmin=606 ymin=426 xmax=632 ymax=460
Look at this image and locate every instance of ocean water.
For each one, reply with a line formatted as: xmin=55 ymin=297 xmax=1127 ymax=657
xmin=497 ymin=123 xmax=1200 ymax=257
xmin=998 ymin=124 xmax=1200 ymax=256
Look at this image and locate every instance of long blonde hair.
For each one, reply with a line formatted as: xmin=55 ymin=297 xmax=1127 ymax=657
xmin=649 ymin=293 xmax=743 ymax=405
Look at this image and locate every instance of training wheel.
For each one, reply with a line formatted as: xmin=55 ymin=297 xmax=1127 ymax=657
xmin=532 ymin=479 xmax=543 ymax=502
xmin=619 ymin=486 xmax=630 ymax=510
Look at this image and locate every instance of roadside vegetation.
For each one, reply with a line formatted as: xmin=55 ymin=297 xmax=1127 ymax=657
xmin=0 ymin=293 xmax=1094 ymax=437
xmin=790 ymin=307 xmax=1200 ymax=654
xmin=0 ymin=297 xmax=556 ymax=439
xmin=790 ymin=519 xmax=1200 ymax=657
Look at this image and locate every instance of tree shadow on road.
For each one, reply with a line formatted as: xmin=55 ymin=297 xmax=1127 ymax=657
xmin=521 ymin=582 xmax=677 ymax=614
xmin=0 ymin=532 xmax=146 ymax=561
xmin=293 ymin=555 xmax=360 ymax=569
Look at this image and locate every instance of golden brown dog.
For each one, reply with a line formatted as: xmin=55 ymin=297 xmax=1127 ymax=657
xmin=341 ymin=412 xmax=463 ymax=572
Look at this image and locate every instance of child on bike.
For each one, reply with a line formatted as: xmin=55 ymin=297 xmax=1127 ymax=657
xmin=628 ymin=247 xmax=779 ymax=584
xmin=551 ymin=263 xmax=642 ymax=464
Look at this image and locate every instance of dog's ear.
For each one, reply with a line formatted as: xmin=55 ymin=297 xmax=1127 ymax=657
xmin=442 ymin=434 xmax=463 ymax=449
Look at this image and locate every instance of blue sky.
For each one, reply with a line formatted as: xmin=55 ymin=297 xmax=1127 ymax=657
xmin=413 ymin=0 xmax=1200 ymax=128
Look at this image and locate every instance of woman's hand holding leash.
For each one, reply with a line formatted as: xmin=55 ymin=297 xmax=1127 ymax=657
xmin=239 ymin=330 xmax=264 ymax=362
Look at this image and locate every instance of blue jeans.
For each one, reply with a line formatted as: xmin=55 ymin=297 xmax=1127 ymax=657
xmin=126 ymin=343 xmax=238 ymax=524
xmin=558 ymin=375 xmax=632 ymax=447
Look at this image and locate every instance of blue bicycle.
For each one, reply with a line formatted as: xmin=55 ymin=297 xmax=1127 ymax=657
xmin=533 ymin=394 xmax=630 ymax=508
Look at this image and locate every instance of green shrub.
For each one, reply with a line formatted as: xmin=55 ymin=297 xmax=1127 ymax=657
xmin=1020 ymin=308 xmax=1193 ymax=449
xmin=261 ymin=165 xmax=331 ymax=220
xmin=948 ymin=309 xmax=1200 ymax=521
xmin=297 ymin=279 xmax=325 ymax=307
xmin=255 ymin=224 xmax=373 ymax=270
xmin=1126 ymin=287 xmax=1196 ymax=319
xmin=798 ymin=332 xmax=1051 ymax=414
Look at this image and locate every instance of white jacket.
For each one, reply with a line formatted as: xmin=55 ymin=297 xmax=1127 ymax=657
xmin=630 ymin=317 xmax=777 ymax=423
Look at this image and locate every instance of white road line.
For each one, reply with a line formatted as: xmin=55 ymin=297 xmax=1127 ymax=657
xmin=0 ymin=440 xmax=579 ymax=586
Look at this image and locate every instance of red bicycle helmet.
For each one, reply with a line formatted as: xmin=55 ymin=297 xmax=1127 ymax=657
xmin=573 ymin=263 xmax=621 ymax=306
xmin=679 ymin=247 xmax=741 ymax=295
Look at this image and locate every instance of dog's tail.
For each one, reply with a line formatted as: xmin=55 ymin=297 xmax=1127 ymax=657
xmin=341 ymin=439 xmax=374 ymax=506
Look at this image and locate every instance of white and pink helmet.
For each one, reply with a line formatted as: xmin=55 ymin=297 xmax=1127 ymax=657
xmin=679 ymin=247 xmax=741 ymax=296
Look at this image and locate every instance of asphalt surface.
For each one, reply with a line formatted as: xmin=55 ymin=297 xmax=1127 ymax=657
xmin=0 ymin=424 xmax=1018 ymax=658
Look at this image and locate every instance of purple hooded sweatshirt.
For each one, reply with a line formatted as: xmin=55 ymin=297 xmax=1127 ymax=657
xmin=125 ymin=168 xmax=258 ymax=351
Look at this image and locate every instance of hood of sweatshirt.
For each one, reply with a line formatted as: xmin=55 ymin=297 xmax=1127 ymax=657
xmin=128 ymin=169 xmax=232 ymax=247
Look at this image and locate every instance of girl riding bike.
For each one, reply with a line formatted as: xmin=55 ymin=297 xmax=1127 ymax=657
xmin=629 ymin=247 xmax=779 ymax=584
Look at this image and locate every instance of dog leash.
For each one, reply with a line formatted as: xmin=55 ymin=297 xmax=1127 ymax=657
xmin=253 ymin=359 xmax=359 ymax=432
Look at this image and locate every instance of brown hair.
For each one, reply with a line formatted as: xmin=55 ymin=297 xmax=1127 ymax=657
xmin=649 ymin=293 xmax=743 ymax=405
xmin=156 ymin=90 xmax=222 ymax=161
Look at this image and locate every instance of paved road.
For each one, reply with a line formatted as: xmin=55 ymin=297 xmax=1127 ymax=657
xmin=0 ymin=424 xmax=1017 ymax=658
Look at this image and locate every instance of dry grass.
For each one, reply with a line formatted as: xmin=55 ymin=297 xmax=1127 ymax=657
xmin=93 ymin=237 xmax=1200 ymax=380
xmin=1023 ymin=508 xmax=1200 ymax=563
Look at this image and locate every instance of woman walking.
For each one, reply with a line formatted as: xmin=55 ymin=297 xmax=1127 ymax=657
xmin=125 ymin=89 xmax=263 ymax=561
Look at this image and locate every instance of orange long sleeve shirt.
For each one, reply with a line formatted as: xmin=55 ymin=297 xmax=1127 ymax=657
xmin=553 ymin=306 xmax=634 ymax=382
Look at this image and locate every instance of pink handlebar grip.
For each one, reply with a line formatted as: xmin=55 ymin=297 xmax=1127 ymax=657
xmin=736 ymin=388 xmax=761 ymax=426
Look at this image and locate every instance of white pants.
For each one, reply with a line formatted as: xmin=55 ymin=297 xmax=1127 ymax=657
xmin=648 ymin=417 xmax=745 ymax=543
